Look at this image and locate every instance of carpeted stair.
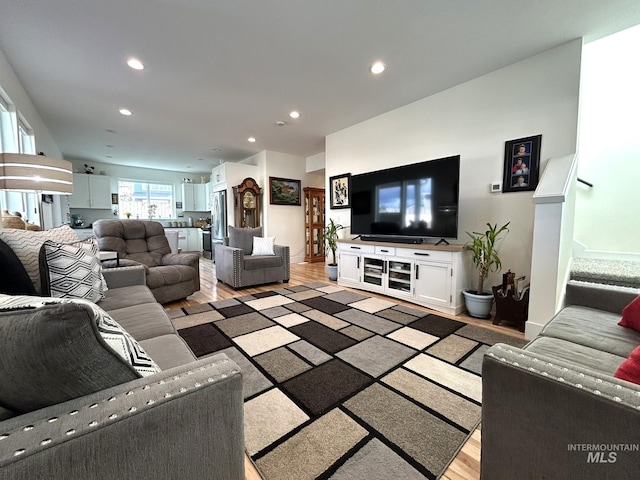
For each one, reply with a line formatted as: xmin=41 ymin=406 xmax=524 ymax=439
xmin=570 ymin=257 xmax=640 ymax=289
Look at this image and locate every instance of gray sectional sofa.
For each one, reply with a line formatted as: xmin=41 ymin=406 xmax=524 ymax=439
xmin=482 ymin=281 xmax=640 ymax=479
xmin=0 ymin=266 xmax=244 ymax=480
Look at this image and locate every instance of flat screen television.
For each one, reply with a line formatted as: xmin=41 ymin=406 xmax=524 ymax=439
xmin=350 ymin=155 xmax=460 ymax=242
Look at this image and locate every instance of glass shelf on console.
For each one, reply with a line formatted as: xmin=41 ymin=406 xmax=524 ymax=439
xmin=388 ymin=260 xmax=412 ymax=293
xmin=363 ymin=258 xmax=384 ymax=286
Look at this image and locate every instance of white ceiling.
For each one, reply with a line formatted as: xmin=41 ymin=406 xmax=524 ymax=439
xmin=0 ymin=0 xmax=639 ymax=174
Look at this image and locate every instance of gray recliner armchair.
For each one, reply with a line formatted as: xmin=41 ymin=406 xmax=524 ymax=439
xmin=93 ymin=220 xmax=200 ymax=304
xmin=214 ymin=226 xmax=289 ymax=289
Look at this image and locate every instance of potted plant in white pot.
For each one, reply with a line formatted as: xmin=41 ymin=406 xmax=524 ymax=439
xmin=462 ymin=222 xmax=510 ymax=318
xmin=321 ymin=218 xmax=344 ymax=281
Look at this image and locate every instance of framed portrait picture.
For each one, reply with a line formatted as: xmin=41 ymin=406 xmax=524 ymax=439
xmin=329 ymin=173 xmax=351 ymax=209
xmin=269 ymin=177 xmax=301 ymax=205
xmin=502 ymin=135 xmax=542 ymax=193
xmin=111 ymin=193 xmax=119 ymax=205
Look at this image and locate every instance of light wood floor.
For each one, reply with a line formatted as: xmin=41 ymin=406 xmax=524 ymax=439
xmin=165 ymin=259 xmax=524 ymax=480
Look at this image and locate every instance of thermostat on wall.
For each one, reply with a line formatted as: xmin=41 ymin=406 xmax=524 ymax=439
xmin=490 ymin=182 xmax=502 ymax=193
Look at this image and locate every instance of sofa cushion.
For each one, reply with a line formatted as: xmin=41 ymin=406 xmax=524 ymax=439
xmin=525 ymin=336 xmax=627 ymax=376
xmin=139 ymin=334 xmax=197 ymax=370
xmin=39 ymin=238 xmax=107 ymax=303
xmin=0 ymin=238 xmax=36 ymax=295
xmin=244 ymin=255 xmax=283 ymax=270
xmin=252 ymin=236 xmax=275 ymax=256
xmin=146 ymin=264 xmax=197 ymax=289
xmin=0 ymin=295 xmax=160 ymax=413
xmin=614 ymin=345 xmax=640 ymax=385
xmin=229 ymin=226 xmax=262 ymax=255
xmin=97 ymin=285 xmax=157 ymax=311
xmin=618 ymin=294 xmax=640 ymax=332
xmin=107 ymin=303 xmax=177 ymax=341
xmin=0 ymin=225 xmax=79 ymax=293
xmin=539 ymin=305 xmax=640 ymax=358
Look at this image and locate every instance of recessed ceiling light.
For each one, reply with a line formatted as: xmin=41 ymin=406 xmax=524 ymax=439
xmin=119 ymin=108 xmax=133 ymax=116
xmin=212 ymin=148 xmax=222 ymax=152
xmin=106 ymin=144 xmax=114 ymax=148
xmin=105 ymin=129 xmax=117 ymax=133
xmin=276 ymin=121 xmax=286 ymax=127
xmin=248 ymin=137 xmax=256 ymax=143
xmin=370 ymin=61 xmax=386 ymax=74
xmin=127 ymin=58 xmax=145 ymax=70
xmin=289 ymin=111 xmax=300 ymax=119
xmin=105 ymin=155 xmax=113 ymax=158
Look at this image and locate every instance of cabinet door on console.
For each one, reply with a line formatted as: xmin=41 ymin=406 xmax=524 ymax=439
xmin=338 ymin=252 xmax=361 ymax=284
xmin=414 ymin=260 xmax=452 ymax=307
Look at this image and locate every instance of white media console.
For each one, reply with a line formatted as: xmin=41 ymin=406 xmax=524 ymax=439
xmin=337 ymin=239 xmax=466 ymax=316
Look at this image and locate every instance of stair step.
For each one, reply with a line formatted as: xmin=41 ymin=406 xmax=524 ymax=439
xmin=570 ymin=257 xmax=640 ymax=289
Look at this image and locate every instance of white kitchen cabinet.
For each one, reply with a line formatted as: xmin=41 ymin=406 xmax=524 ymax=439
xmin=182 ymin=184 xmax=207 ymax=211
xmin=205 ymin=182 xmax=212 ymax=210
xmin=187 ymin=228 xmax=202 ymax=252
xmin=211 ymin=165 xmax=226 ymax=186
xmin=72 ymin=228 xmax=96 ymax=240
xmin=337 ymin=240 xmax=466 ymax=315
xmin=166 ymin=227 xmax=203 ymax=253
xmin=69 ymin=174 xmax=111 ymax=209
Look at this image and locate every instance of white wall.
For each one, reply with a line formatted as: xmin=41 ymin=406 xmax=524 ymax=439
xmin=306 ymin=152 xmax=325 ymax=173
xmin=0 ymin=47 xmax=60 ymax=158
xmin=326 ymin=40 xmax=582 ymax=290
xmin=249 ymin=150 xmax=324 ymax=263
xmin=574 ymin=25 xmax=640 ymax=254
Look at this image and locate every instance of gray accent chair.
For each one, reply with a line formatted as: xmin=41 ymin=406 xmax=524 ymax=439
xmin=93 ymin=219 xmax=200 ymax=304
xmin=482 ymin=281 xmax=640 ymax=480
xmin=214 ymin=226 xmax=290 ymax=289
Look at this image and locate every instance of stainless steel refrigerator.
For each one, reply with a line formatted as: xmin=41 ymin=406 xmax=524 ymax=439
xmin=210 ymin=189 xmax=227 ymax=261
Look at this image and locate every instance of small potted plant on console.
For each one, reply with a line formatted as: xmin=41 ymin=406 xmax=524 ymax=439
xmin=462 ymin=222 xmax=509 ymax=318
xmin=321 ymin=218 xmax=345 ymax=281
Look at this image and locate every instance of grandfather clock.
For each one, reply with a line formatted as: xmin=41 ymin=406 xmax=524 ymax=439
xmin=233 ymin=177 xmax=261 ymax=228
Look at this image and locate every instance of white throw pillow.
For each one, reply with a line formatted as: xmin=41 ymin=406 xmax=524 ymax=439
xmin=252 ymin=236 xmax=276 ymax=256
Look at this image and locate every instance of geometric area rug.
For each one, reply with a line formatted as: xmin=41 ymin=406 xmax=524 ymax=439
xmin=168 ymin=283 xmax=528 ymax=480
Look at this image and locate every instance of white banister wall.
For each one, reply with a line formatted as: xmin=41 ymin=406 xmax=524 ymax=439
xmin=526 ymin=154 xmax=578 ymax=340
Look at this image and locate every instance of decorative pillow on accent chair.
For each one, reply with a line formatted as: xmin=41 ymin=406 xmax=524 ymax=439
xmin=0 ymin=238 xmax=36 ymax=295
xmin=228 ymin=225 xmax=262 ymax=255
xmin=252 ymin=236 xmax=275 ymax=256
xmin=0 ymin=294 xmax=161 ymax=413
xmin=39 ymin=238 xmax=108 ymax=303
xmin=0 ymin=225 xmax=79 ymax=293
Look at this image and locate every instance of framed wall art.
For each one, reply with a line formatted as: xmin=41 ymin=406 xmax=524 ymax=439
xmin=502 ymin=134 xmax=542 ymax=193
xmin=269 ymin=177 xmax=301 ymax=205
xmin=329 ymin=173 xmax=351 ymax=209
